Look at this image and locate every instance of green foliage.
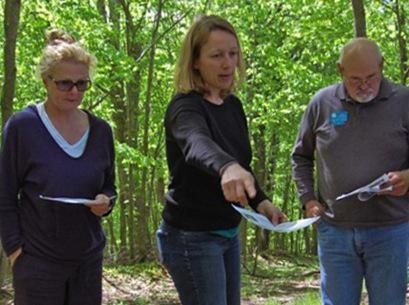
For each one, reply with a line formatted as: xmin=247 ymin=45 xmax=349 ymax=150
xmin=105 ymin=262 xmax=163 ymax=278
xmin=292 ymin=292 xmax=321 ymax=305
xmin=2 ymin=0 xmax=408 ymax=263
xmin=4 ymin=0 xmax=408 ymax=303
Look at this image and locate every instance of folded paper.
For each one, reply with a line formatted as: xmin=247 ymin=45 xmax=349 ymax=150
xmin=232 ymin=205 xmax=319 ymax=233
xmin=336 ymin=174 xmax=392 ymax=201
xmin=39 ymin=194 xmax=116 ymax=205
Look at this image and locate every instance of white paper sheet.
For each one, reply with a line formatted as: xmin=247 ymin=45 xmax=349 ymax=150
xmin=39 ymin=195 xmax=116 ymax=205
xmin=336 ymin=174 xmax=392 ymax=201
xmin=232 ymin=205 xmax=319 ymax=233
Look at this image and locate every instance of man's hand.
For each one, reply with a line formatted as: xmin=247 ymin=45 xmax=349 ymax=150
xmin=305 ymin=200 xmax=324 ymax=218
xmin=8 ymin=247 xmax=22 ymax=267
xmin=85 ymin=194 xmax=112 ymax=217
xmin=221 ymin=163 xmax=256 ymax=206
xmin=381 ymin=169 xmax=409 ymax=196
xmin=256 ymin=200 xmax=287 ymax=225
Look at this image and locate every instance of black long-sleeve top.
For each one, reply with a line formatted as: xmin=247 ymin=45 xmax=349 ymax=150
xmin=162 ymin=91 xmax=269 ymax=231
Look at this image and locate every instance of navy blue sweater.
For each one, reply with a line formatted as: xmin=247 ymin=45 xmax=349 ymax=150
xmin=163 ymin=91 xmax=269 ymax=231
xmin=0 ymin=105 xmax=116 ymax=262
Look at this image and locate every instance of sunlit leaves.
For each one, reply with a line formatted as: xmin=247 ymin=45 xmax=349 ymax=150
xmin=2 ymin=0 xmax=408 ymax=257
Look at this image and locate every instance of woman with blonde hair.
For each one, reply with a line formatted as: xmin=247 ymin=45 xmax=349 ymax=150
xmin=156 ymin=15 xmax=285 ymax=305
xmin=0 ymin=29 xmax=116 ymax=305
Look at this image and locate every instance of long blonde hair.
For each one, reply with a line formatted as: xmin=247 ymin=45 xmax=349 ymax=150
xmin=174 ymin=15 xmax=245 ymax=96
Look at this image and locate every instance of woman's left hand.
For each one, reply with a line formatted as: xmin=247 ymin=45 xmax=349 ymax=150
xmin=85 ymin=194 xmax=112 ymax=217
xmin=256 ymin=200 xmax=287 ymax=225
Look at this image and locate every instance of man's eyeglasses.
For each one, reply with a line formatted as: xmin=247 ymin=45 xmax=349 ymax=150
xmin=48 ymin=76 xmax=92 ymax=92
xmin=345 ymin=74 xmax=380 ymax=87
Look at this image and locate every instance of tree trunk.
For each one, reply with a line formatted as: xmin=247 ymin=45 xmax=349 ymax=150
xmin=121 ymin=0 xmax=140 ymax=262
xmin=275 ymin=169 xmax=292 ymax=252
xmin=147 ymin=129 xmax=165 ymax=253
xmin=254 ymin=124 xmax=270 ymax=253
xmin=1 ymin=0 xmax=21 ymax=127
xmin=351 ymin=0 xmax=366 ymax=37
xmin=394 ymin=0 xmax=408 ymax=85
xmin=0 ymin=0 xmax=21 ymax=287
xmin=105 ymin=0 xmax=129 ymax=260
xmin=136 ymin=0 xmax=163 ymax=261
xmin=0 ymin=250 xmax=10 ymax=289
xmin=152 ymin=175 xmax=165 ymax=235
xmin=96 ymin=0 xmax=107 ymax=22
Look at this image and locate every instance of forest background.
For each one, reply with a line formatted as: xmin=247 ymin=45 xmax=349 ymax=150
xmin=0 ymin=0 xmax=408 ymax=304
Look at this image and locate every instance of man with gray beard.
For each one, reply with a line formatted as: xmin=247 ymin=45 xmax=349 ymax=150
xmin=292 ymin=38 xmax=409 ymax=305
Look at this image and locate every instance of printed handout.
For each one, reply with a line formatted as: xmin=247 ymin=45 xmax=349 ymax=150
xmin=336 ymin=174 xmax=392 ymax=201
xmin=232 ymin=205 xmax=319 ymax=233
xmin=39 ymin=194 xmax=116 ymax=205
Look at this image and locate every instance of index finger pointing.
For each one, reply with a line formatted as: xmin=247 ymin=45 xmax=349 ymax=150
xmin=244 ymin=179 xmax=256 ymax=199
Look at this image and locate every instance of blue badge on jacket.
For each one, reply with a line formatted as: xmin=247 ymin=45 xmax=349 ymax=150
xmin=330 ymin=110 xmax=348 ymax=126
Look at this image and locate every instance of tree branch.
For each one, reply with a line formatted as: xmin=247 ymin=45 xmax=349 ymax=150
xmin=136 ymin=7 xmax=193 ymax=62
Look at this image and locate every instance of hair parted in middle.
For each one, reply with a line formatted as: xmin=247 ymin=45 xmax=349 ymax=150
xmin=174 ymin=15 xmax=245 ymax=96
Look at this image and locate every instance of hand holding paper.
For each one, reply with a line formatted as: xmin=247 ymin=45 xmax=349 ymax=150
xmin=336 ymin=174 xmax=392 ymax=201
xmin=383 ymin=169 xmax=409 ymax=196
xmin=256 ymin=199 xmax=287 ymax=225
xmin=86 ymin=193 xmax=114 ymax=216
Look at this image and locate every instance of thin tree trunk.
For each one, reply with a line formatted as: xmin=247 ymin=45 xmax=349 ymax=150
xmin=107 ymin=217 xmax=118 ymax=255
xmin=96 ymin=0 xmax=107 ymax=22
xmin=0 ymin=250 xmax=9 ymax=289
xmin=254 ymin=125 xmax=269 ymax=252
xmin=106 ymin=0 xmax=129 ymax=260
xmin=0 ymin=0 xmax=21 ymax=287
xmin=147 ymin=128 xmax=164 ymax=253
xmin=240 ymin=220 xmax=248 ymax=263
xmin=394 ymin=0 xmax=408 ymax=85
xmin=121 ymin=0 xmax=138 ymax=261
xmin=275 ymin=170 xmax=292 ymax=252
xmin=96 ymin=0 xmax=120 ymax=263
xmin=116 ymin=0 xmax=148 ymax=262
xmin=1 ymin=0 xmax=21 ymax=127
xmin=351 ymin=0 xmax=367 ymax=37
xmin=137 ymin=0 xmax=163 ymax=261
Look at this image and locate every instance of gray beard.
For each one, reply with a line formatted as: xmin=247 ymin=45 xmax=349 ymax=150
xmin=355 ymin=92 xmax=375 ymax=103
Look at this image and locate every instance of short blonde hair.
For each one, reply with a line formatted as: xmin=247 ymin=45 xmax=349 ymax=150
xmin=174 ymin=15 xmax=245 ymax=96
xmin=38 ymin=29 xmax=96 ymax=79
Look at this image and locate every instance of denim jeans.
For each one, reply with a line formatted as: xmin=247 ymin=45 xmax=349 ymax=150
xmin=317 ymin=220 xmax=409 ymax=305
xmin=156 ymin=222 xmax=241 ymax=305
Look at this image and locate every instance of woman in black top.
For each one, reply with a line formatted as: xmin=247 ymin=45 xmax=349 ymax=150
xmin=156 ymin=15 xmax=285 ymax=305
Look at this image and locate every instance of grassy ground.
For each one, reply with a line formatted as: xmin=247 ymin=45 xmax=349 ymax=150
xmin=240 ymin=253 xmax=321 ymax=305
xmin=103 ymin=253 xmax=322 ymax=305
xmin=1 ymin=254 xmax=380 ymax=305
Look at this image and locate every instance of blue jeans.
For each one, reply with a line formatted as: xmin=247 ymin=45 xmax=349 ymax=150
xmin=317 ymin=220 xmax=409 ymax=305
xmin=156 ymin=222 xmax=241 ymax=305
